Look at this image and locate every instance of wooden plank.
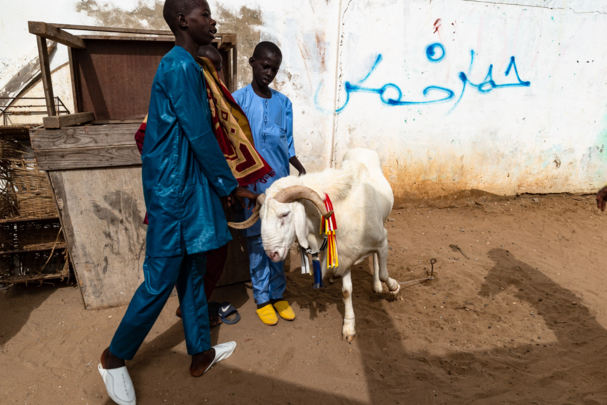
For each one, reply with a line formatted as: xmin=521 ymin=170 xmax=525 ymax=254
xmin=78 ymin=35 xmax=175 ymax=42
xmin=222 ymin=33 xmax=237 ymax=46
xmin=43 ymin=112 xmax=95 ymax=129
xmin=64 ymin=34 xmax=229 ymax=46
xmin=30 ymin=124 xmax=139 ymax=150
xmin=29 ymin=21 xmax=86 ymax=49
xmin=35 ymin=145 xmax=141 ymax=171
xmin=218 ymin=34 xmax=236 ymax=51
xmin=46 ymin=172 xmax=84 ymax=305
xmin=51 ymin=23 xmax=234 ymax=44
xmin=0 ymin=216 xmax=59 ymax=224
xmin=49 ymin=167 xmax=148 ymax=309
xmin=51 ymin=23 xmax=173 ymax=36
xmin=7 ymin=271 xmax=69 ymax=284
xmin=46 ymin=166 xmax=249 ymax=308
xmin=49 ymin=166 xmax=249 ymax=308
xmin=68 ymin=47 xmax=81 ymax=113
xmin=232 ymin=41 xmax=238 ymax=93
xmin=0 ymin=242 xmax=66 ymax=255
xmin=223 ymin=48 xmax=232 ymax=92
xmin=91 ymin=120 xmax=142 ymax=125
xmin=36 ymin=36 xmax=56 ymax=117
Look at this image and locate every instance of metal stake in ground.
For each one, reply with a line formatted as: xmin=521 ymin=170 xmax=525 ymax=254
xmin=398 ymin=258 xmax=436 ymax=286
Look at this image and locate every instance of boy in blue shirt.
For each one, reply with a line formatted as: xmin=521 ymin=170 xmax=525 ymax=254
xmin=233 ymin=42 xmax=306 ymax=326
xmin=98 ymin=1 xmax=256 ymax=403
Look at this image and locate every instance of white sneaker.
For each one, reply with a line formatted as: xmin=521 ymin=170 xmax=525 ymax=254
xmin=98 ymin=364 xmax=136 ymax=405
xmin=205 ymin=341 xmax=237 ymax=374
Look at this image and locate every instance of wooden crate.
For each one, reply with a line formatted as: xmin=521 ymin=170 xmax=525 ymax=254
xmin=0 ymin=247 xmax=69 ymax=285
xmin=0 ymin=126 xmax=69 ymax=285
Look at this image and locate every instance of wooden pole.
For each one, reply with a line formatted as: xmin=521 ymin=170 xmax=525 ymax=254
xmin=232 ymin=39 xmax=238 ymax=92
xmin=36 ymin=36 xmax=56 ymax=117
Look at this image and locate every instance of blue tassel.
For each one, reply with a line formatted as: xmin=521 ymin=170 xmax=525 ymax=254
xmin=312 ymin=258 xmax=324 ymax=289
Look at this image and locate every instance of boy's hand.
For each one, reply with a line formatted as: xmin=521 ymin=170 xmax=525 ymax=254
xmin=220 ymin=195 xmax=235 ymax=209
xmin=233 ymin=187 xmax=259 ymax=210
xmin=597 ymin=186 xmax=607 ymax=211
xmin=289 ymin=156 xmax=306 ymax=177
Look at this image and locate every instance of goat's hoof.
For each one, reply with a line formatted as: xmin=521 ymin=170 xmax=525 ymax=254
xmin=389 ymin=284 xmax=401 ymax=295
xmin=342 ymin=319 xmax=356 ymax=342
xmin=387 ymin=279 xmax=400 ymax=295
xmin=373 ymin=282 xmax=383 ymax=294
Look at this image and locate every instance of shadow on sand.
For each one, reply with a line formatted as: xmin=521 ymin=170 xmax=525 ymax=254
xmin=101 ymin=248 xmax=607 ymax=404
xmin=0 ymin=283 xmax=70 ymax=347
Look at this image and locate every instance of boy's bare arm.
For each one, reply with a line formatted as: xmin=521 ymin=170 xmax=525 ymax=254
xmin=289 ymin=156 xmax=306 ymax=176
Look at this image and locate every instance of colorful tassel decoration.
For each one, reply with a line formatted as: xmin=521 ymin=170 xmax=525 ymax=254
xmin=320 ymin=194 xmax=339 ymax=269
xmin=313 ymin=258 xmax=324 ymax=289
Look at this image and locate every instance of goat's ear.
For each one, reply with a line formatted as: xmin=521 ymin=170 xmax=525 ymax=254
xmin=293 ymin=203 xmax=309 ymax=249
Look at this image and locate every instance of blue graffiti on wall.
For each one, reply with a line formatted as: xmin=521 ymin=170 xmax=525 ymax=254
xmin=331 ymin=54 xmax=455 ymax=113
xmin=451 ymin=50 xmax=530 ymax=110
xmin=426 ymin=43 xmax=445 ymax=62
xmin=314 ymin=43 xmax=531 ymax=114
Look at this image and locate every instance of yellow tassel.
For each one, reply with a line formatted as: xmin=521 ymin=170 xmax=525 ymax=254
xmin=334 ymin=234 xmax=339 ymax=267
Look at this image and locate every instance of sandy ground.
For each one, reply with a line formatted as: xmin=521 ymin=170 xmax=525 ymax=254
xmin=3 ymin=193 xmax=607 ymax=404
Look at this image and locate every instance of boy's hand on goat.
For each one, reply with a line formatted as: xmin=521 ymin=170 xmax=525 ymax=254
xmin=234 ymin=187 xmax=259 ymax=210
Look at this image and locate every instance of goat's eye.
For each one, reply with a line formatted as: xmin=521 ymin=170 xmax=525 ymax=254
xmin=281 ymin=212 xmax=290 ymax=218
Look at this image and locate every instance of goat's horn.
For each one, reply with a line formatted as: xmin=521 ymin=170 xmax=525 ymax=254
xmin=227 ymin=194 xmax=266 ymax=229
xmin=274 ymin=186 xmax=333 ymax=219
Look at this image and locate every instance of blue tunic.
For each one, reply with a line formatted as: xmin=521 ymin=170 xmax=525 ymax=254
xmin=232 ymin=84 xmax=296 ymax=236
xmin=143 ymin=46 xmax=239 ymax=257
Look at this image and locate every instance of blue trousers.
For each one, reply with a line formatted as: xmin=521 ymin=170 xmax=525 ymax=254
xmin=247 ymin=235 xmax=286 ymax=305
xmin=109 ymin=253 xmax=211 ymax=360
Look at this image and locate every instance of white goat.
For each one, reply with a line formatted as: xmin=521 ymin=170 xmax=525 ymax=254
xmin=229 ymin=148 xmax=400 ymax=342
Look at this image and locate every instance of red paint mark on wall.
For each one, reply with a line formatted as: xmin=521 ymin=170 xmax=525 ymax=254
xmin=433 ymin=18 xmax=441 ymax=34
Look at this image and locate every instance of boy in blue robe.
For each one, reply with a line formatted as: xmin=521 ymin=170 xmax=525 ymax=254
xmin=98 ymin=1 xmax=256 ymax=404
xmin=233 ymin=42 xmax=306 ymax=326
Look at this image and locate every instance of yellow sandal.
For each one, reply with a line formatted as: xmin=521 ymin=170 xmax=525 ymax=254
xmin=256 ymin=304 xmax=278 ymax=326
xmin=273 ymin=301 xmax=296 ymax=321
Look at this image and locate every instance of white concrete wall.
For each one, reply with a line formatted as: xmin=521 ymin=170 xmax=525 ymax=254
xmin=329 ymin=0 xmax=607 ymax=198
xmin=3 ymin=63 xmax=75 ymax=126
xmin=1 ymin=0 xmax=606 ymax=199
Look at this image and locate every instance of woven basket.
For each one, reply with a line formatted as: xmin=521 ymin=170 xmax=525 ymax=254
xmin=6 ymin=158 xmax=58 ymax=219
xmin=0 ymin=138 xmax=58 ymax=221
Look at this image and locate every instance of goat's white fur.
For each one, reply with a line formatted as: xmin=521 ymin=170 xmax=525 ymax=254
xmin=259 ymin=148 xmax=400 ymax=342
